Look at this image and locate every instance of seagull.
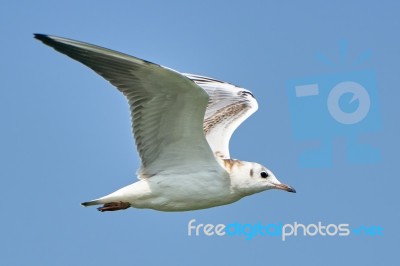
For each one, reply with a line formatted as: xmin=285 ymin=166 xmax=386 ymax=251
xmin=34 ymin=34 xmax=296 ymax=212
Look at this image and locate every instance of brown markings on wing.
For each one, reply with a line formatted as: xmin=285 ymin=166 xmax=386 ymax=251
xmin=223 ymin=159 xmax=244 ymax=173
xmin=203 ymin=103 xmax=248 ymax=134
xmin=214 ymin=151 xmax=225 ymax=159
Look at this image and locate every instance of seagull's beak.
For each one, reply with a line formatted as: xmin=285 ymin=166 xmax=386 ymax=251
xmin=273 ymin=183 xmax=296 ymax=193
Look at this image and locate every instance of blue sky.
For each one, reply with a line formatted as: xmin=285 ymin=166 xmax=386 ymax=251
xmin=1 ymin=1 xmax=399 ymax=265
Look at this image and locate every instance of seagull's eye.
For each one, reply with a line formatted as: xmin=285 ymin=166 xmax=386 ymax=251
xmin=260 ymin=171 xmax=268 ymax=178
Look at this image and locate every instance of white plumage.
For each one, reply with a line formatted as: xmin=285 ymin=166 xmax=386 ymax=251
xmin=35 ymin=34 xmax=295 ymax=212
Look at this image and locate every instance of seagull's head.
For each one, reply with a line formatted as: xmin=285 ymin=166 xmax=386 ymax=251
xmin=227 ymin=161 xmax=296 ymax=196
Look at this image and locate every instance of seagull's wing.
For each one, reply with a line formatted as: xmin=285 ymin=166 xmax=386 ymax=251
xmin=183 ymin=74 xmax=258 ymax=159
xmin=35 ymin=34 xmax=225 ymax=178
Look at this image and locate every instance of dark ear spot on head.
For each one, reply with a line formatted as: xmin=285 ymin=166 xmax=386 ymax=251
xmin=250 ymin=169 xmax=253 ymax=177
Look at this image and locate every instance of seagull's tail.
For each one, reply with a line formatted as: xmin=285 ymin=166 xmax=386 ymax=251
xmin=81 ymin=199 xmax=102 ymax=207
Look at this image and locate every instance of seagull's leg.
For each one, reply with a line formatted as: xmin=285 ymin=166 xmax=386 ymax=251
xmin=97 ymin=202 xmax=131 ymax=212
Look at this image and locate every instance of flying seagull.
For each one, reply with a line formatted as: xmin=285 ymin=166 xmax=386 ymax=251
xmin=34 ymin=34 xmax=295 ymax=212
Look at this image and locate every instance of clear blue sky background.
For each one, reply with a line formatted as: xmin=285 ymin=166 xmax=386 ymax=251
xmin=1 ymin=1 xmax=399 ymax=265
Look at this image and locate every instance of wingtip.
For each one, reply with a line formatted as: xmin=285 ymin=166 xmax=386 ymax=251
xmin=33 ymin=33 xmax=48 ymax=41
xmin=34 ymin=33 xmax=60 ymax=45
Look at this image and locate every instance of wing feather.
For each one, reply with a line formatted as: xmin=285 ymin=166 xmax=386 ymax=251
xmin=35 ymin=34 xmax=224 ymax=178
xmin=184 ymin=74 xmax=258 ymax=159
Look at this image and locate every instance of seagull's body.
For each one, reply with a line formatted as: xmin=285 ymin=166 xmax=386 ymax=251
xmin=89 ymin=165 xmax=230 ymax=212
xmin=35 ymin=34 xmax=295 ymax=212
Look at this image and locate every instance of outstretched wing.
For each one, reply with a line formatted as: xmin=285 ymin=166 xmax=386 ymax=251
xmin=35 ymin=34 xmax=225 ymax=178
xmin=184 ymin=74 xmax=258 ymax=159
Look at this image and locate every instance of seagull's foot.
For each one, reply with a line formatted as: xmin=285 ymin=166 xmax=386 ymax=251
xmin=97 ymin=202 xmax=131 ymax=212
